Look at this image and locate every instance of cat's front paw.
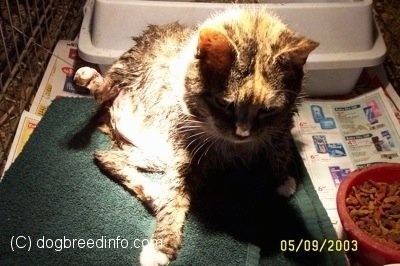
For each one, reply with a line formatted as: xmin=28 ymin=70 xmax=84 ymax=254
xmin=140 ymin=242 xmax=170 ymax=266
xmin=276 ymin=176 xmax=297 ymax=197
xmin=74 ymin=66 xmax=104 ymax=91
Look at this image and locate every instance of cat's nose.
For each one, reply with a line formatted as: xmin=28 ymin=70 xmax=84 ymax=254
xmin=235 ymin=122 xmax=251 ymax=138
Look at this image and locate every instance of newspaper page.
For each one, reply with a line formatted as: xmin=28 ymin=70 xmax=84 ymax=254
xmin=29 ymin=40 xmax=92 ymax=116
xmin=2 ymin=39 xmax=98 ymax=177
xmin=291 ymin=87 xmax=400 ymax=235
xmin=2 ymin=111 xmax=42 ymax=177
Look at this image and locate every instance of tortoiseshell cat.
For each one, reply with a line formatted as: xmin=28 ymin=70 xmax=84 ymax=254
xmin=74 ymin=7 xmax=318 ymax=266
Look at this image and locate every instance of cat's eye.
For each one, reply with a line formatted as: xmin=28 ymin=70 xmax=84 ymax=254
xmin=204 ymin=95 xmax=233 ymax=112
xmin=214 ymin=97 xmax=231 ymax=109
xmin=257 ymin=107 xmax=281 ymax=119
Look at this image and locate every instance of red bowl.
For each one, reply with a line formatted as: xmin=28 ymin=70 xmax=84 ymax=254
xmin=336 ymin=163 xmax=400 ymax=266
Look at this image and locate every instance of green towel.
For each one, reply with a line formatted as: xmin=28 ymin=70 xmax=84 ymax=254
xmin=0 ymin=98 xmax=346 ymax=265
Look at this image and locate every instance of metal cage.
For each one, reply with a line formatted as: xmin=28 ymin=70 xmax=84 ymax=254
xmin=0 ymin=0 xmax=85 ymax=173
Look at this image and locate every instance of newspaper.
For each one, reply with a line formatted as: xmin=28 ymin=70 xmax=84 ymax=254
xmin=291 ymin=86 xmax=400 ymax=236
xmin=29 ymin=40 xmax=93 ymax=116
xmin=2 ymin=111 xmax=42 ymax=177
xmin=1 ymin=40 xmax=97 ymax=177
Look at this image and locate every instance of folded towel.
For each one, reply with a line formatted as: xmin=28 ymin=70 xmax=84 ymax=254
xmin=0 ymin=98 xmax=346 ymax=265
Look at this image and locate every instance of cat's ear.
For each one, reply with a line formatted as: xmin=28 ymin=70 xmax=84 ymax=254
xmin=196 ymin=28 xmax=236 ymax=74
xmin=285 ymin=37 xmax=319 ymax=66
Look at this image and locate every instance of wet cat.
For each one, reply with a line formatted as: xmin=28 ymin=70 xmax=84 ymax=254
xmin=74 ymin=7 xmax=318 ymax=266
xmin=195 ymin=0 xmax=259 ymax=3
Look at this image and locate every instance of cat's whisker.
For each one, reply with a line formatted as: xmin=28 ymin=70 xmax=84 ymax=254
xmin=192 ymin=136 xmax=216 ymax=165
xmin=183 ymin=120 xmax=207 ymax=127
xmin=186 ymin=130 xmax=211 ymax=157
xmin=198 ymin=137 xmax=218 ymax=164
xmin=178 ymin=125 xmax=204 ymax=130
xmin=183 ymin=131 xmax=210 ymax=154
xmin=184 ymin=136 xmax=202 ymax=151
xmin=186 ymin=131 xmax=207 ymax=140
xmin=184 ymin=113 xmax=203 ymax=120
xmin=176 ymin=127 xmax=203 ymax=134
xmin=177 ymin=122 xmax=206 ymax=130
xmin=189 ymin=137 xmax=208 ymax=158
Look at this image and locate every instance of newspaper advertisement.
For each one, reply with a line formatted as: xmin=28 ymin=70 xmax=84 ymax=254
xmin=292 ymin=86 xmax=400 ymax=235
xmin=29 ymin=40 xmax=92 ymax=116
xmin=2 ymin=111 xmax=42 ymax=177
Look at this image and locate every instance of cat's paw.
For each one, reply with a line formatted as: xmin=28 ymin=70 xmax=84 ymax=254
xmin=140 ymin=242 xmax=170 ymax=266
xmin=74 ymin=66 xmax=104 ymax=91
xmin=277 ymin=176 xmax=297 ymax=197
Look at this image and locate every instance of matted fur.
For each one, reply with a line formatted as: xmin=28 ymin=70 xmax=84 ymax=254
xmin=75 ymin=7 xmax=318 ymax=266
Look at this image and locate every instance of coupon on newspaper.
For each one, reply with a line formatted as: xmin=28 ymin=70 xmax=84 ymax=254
xmin=291 ymin=87 xmax=400 ymax=235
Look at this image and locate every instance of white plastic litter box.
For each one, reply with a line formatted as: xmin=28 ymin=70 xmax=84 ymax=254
xmin=78 ymin=0 xmax=386 ymax=96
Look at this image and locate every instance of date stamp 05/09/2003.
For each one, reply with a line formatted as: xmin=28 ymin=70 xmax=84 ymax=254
xmin=280 ymin=239 xmax=358 ymax=253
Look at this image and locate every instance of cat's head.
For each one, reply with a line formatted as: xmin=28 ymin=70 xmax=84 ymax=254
xmin=184 ymin=8 xmax=318 ymax=144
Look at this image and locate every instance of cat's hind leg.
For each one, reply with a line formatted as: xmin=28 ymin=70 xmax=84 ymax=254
xmin=74 ymin=67 xmax=117 ymax=103
xmin=95 ymin=149 xmax=190 ymax=265
xmin=74 ymin=67 xmax=104 ymax=91
xmin=94 ymin=149 xmax=165 ymax=210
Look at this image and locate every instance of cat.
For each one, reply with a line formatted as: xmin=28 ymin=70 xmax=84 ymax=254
xmin=195 ymin=0 xmax=259 ymax=3
xmin=74 ymin=7 xmax=318 ymax=266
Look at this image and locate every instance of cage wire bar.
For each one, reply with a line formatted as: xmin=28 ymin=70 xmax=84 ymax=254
xmin=0 ymin=0 xmax=85 ymax=174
